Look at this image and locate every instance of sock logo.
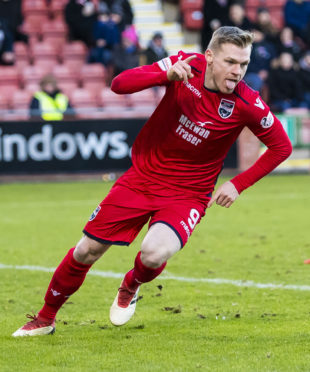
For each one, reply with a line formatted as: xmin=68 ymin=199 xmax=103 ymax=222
xmin=50 ymin=289 xmax=61 ymax=297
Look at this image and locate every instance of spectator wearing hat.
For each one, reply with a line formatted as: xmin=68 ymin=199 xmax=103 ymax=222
xmin=112 ymin=28 xmax=140 ymax=77
xmin=144 ymin=32 xmax=168 ymax=65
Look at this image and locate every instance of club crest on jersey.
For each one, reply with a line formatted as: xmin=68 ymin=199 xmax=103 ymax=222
xmin=260 ymin=111 xmax=274 ymax=128
xmin=89 ymin=206 xmax=101 ymax=221
xmin=218 ymin=99 xmax=235 ymax=119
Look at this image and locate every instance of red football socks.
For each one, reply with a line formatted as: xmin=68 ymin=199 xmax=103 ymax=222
xmin=38 ymin=247 xmax=92 ymax=320
xmin=124 ymin=251 xmax=166 ymax=290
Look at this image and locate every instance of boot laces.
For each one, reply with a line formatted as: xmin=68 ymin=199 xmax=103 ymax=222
xmin=118 ymin=285 xmax=137 ymax=307
xmin=22 ymin=314 xmax=53 ymax=330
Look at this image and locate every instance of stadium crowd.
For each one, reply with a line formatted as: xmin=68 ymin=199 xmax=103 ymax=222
xmin=0 ymin=0 xmax=309 ymax=120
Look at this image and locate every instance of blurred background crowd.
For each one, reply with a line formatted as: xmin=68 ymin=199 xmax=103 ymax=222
xmin=0 ymin=0 xmax=309 ymax=121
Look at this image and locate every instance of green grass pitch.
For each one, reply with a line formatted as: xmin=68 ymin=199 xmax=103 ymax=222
xmin=0 ymin=174 xmax=310 ymax=372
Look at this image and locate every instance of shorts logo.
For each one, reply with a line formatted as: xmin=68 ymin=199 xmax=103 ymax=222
xmin=188 ymin=208 xmax=200 ymax=229
xmin=89 ymin=205 xmax=101 ymax=221
xmin=218 ymin=99 xmax=235 ymax=119
xmin=260 ymin=111 xmax=274 ymax=128
xmin=180 ymin=220 xmax=191 ymax=238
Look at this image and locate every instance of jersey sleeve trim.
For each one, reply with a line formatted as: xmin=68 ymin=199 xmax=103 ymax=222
xmin=157 ymin=57 xmax=172 ymax=71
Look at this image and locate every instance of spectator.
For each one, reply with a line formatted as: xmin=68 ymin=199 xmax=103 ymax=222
xmin=298 ymin=51 xmax=310 ymax=108
xmin=0 ymin=0 xmax=28 ymax=43
xmin=284 ymin=0 xmax=310 ymax=46
xmin=276 ymin=27 xmax=303 ymax=61
xmin=98 ymin=0 xmax=134 ymax=33
xmin=244 ymin=28 xmax=277 ymax=92
xmin=0 ymin=18 xmax=14 ymax=65
xmin=88 ymin=10 xmax=120 ymax=67
xmin=29 ymin=74 xmax=74 ymax=121
xmin=65 ymin=0 xmax=97 ymax=47
xmin=255 ymin=7 xmax=279 ymax=44
xmin=144 ymin=32 xmax=168 ymax=65
xmin=200 ymin=0 xmax=233 ymax=51
xmin=112 ymin=29 xmax=140 ymax=77
xmin=227 ymin=3 xmax=254 ymax=30
xmin=268 ymin=52 xmax=307 ymax=112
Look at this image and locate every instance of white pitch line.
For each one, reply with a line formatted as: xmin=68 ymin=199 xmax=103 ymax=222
xmin=1 ymin=262 xmax=310 ymax=292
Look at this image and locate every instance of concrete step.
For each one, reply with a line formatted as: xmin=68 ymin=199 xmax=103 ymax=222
xmin=135 ymin=12 xmax=164 ymax=24
xmin=131 ymin=1 xmax=161 ymax=12
xmin=131 ymin=0 xmax=201 ymax=56
xmin=138 ymin=32 xmax=183 ymax=48
xmin=135 ymin=22 xmax=181 ymax=33
xmin=167 ymin=44 xmax=201 ymax=55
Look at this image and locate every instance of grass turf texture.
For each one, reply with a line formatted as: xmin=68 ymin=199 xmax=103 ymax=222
xmin=0 ymin=174 xmax=309 ymax=372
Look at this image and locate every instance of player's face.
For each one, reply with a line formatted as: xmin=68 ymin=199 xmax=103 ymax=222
xmin=204 ymin=43 xmax=251 ymax=94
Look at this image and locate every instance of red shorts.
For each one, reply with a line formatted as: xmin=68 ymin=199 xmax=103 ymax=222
xmin=83 ymin=167 xmax=210 ymax=248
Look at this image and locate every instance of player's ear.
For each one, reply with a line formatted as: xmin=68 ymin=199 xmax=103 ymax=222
xmin=205 ymin=49 xmax=213 ymax=65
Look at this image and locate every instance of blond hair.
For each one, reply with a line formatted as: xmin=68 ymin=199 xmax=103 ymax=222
xmin=207 ymin=26 xmax=253 ymax=51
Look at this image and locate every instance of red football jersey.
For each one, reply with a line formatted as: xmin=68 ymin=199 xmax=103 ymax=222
xmin=111 ymin=51 xmax=292 ymax=195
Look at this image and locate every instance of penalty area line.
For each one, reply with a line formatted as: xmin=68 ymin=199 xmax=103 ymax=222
xmin=0 ymin=262 xmax=310 ymax=292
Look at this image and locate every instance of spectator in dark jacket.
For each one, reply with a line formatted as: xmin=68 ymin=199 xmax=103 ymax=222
xmin=244 ymin=28 xmax=277 ymax=92
xmin=268 ymin=52 xmax=307 ymax=112
xmin=200 ymin=0 xmax=233 ymax=51
xmin=0 ymin=0 xmax=28 ymax=43
xmin=275 ymin=27 xmax=303 ymax=61
xmin=144 ymin=32 xmax=168 ymax=65
xmin=113 ymin=30 xmax=140 ymax=77
xmin=255 ymin=7 xmax=279 ymax=44
xmin=65 ymin=0 xmax=97 ymax=46
xmin=0 ymin=18 xmax=14 ymax=65
xmin=298 ymin=51 xmax=310 ymax=108
xmin=227 ymin=3 xmax=254 ymax=31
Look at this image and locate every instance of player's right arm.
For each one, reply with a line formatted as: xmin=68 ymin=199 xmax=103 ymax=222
xmin=111 ymin=54 xmax=196 ymax=94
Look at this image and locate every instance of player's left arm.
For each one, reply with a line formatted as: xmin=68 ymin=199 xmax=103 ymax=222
xmin=208 ymin=95 xmax=293 ymax=208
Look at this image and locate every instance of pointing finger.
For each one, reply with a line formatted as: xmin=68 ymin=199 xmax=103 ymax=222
xmin=183 ymin=55 xmax=197 ymax=64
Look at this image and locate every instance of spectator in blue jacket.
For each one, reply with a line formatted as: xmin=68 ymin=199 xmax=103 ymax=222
xmin=88 ymin=10 xmax=120 ymax=67
xmin=284 ymin=0 xmax=310 ymax=46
